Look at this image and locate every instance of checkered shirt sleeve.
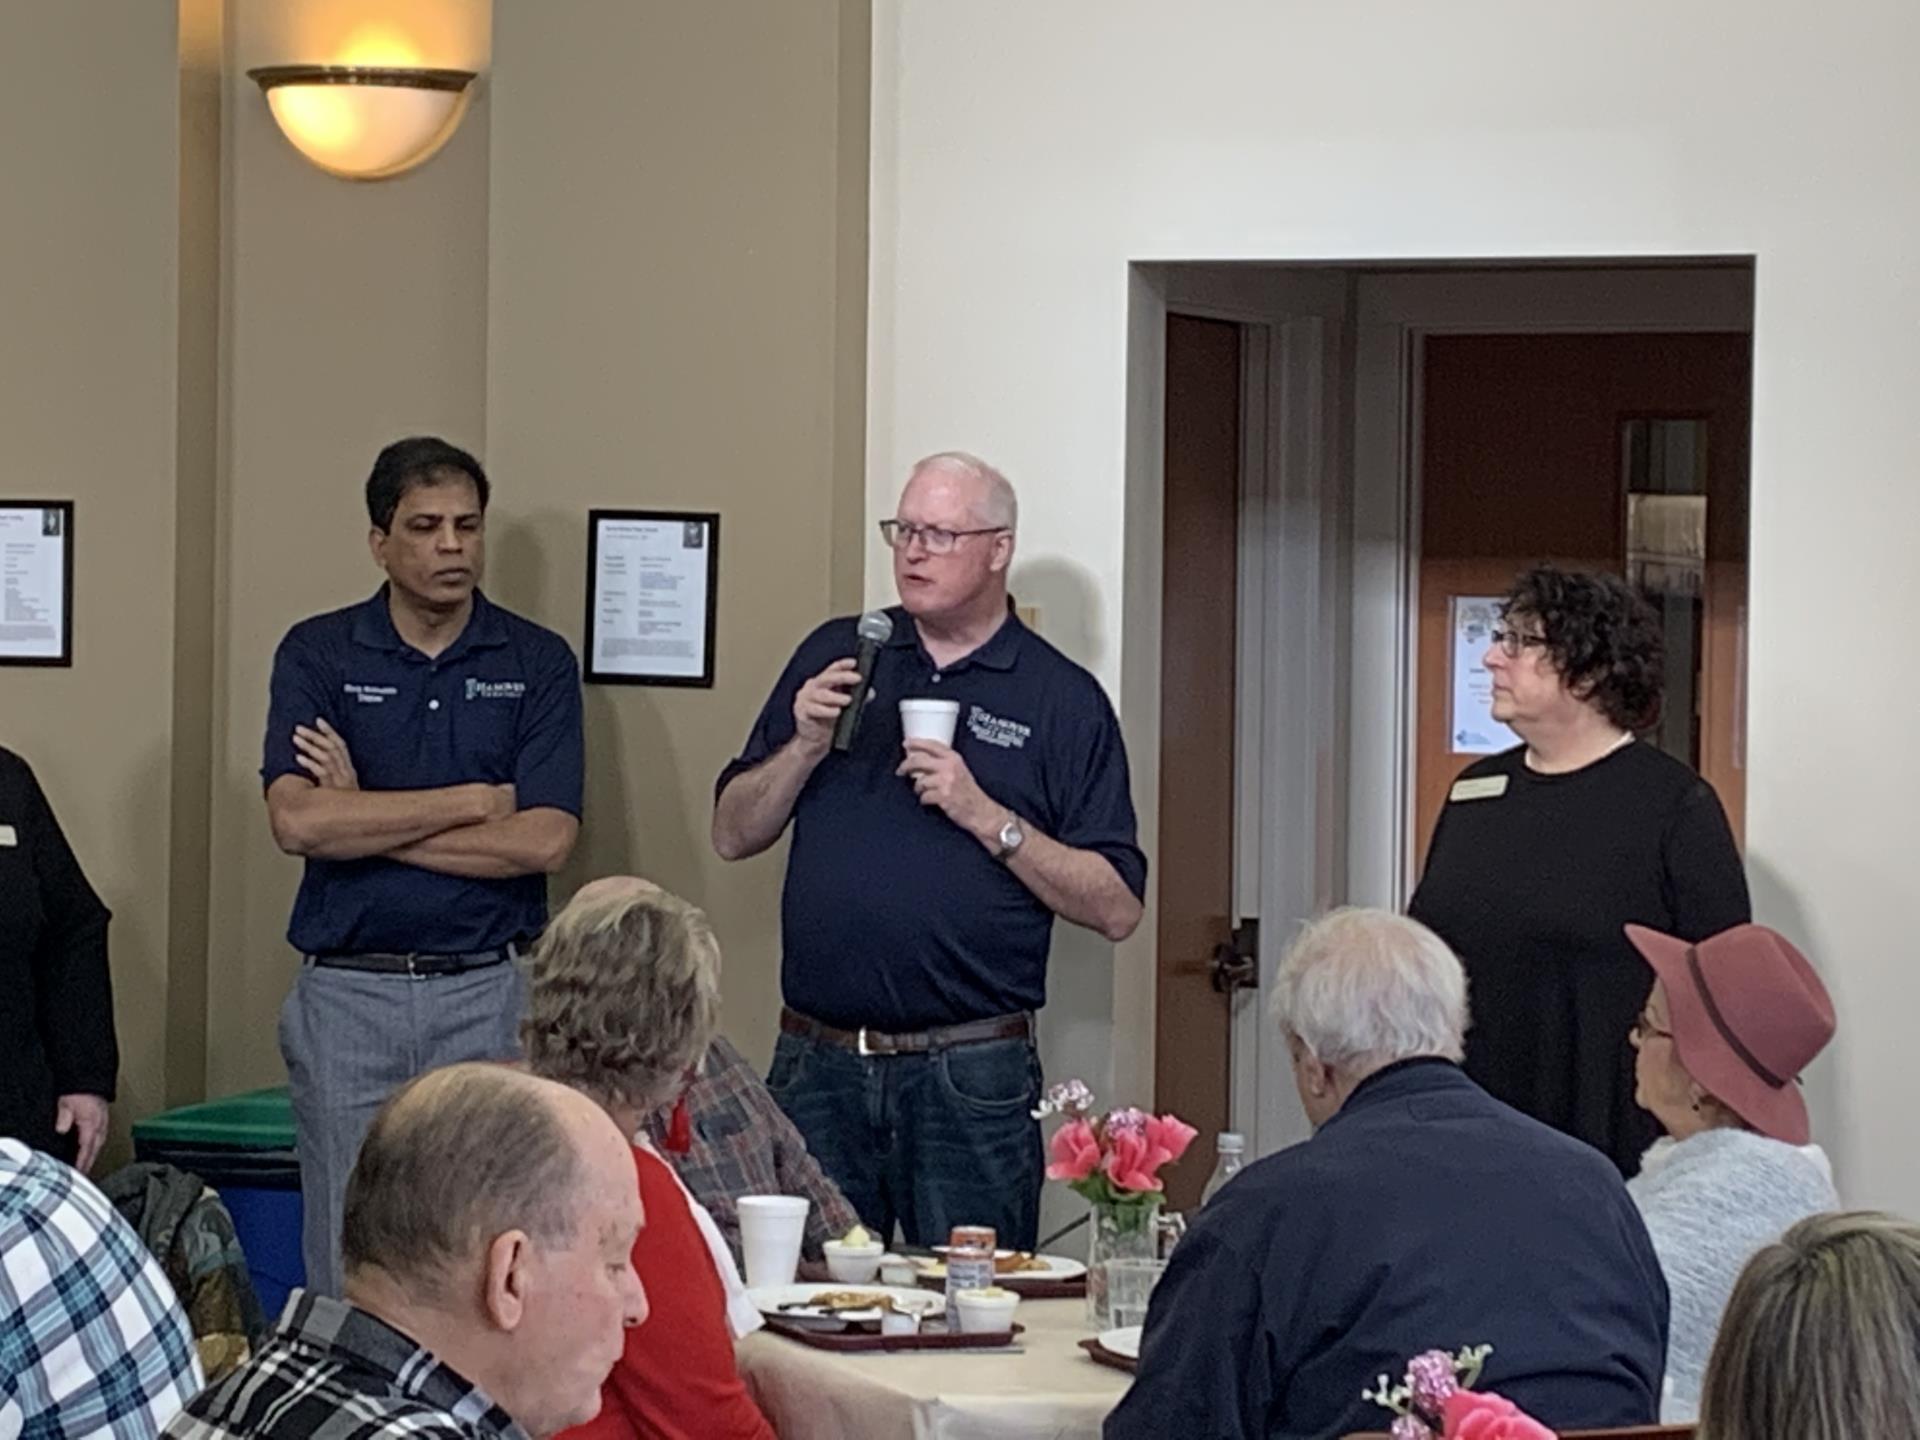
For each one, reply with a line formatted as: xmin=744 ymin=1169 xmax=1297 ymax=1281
xmin=1 ymin=1140 xmax=203 ymax=1440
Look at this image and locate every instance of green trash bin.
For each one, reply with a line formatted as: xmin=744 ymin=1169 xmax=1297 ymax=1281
xmin=133 ymin=1087 xmax=305 ymax=1317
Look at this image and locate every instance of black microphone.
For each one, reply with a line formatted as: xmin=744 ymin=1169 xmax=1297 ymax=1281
xmin=832 ymin=609 xmax=895 ymax=753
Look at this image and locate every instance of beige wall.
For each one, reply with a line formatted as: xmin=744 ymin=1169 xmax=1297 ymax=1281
xmin=869 ymin=0 xmax=1920 ymax=1210
xmin=8 ymin=0 xmax=864 ymax=1139
xmin=204 ymin=0 xmax=494 ymax=1096
xmin=485 ymin=0 xmax=870 ymax=1065
xmin=1 ymin=5 xmax=193 ymax=1147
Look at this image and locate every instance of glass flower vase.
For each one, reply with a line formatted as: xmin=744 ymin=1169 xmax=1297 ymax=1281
xmin=1085 ymin=1196 xmax=1162 ymax=1330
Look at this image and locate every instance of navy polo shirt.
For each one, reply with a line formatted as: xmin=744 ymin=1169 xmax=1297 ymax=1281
xmin=262 ymin=587 xmax=584 ymax=956
xmin=718 ymin=607 xmax=1146 ymax=1031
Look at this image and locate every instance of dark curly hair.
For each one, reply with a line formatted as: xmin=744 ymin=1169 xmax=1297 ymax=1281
xmin=1502 ymin=565 xmax=1663 ymax=732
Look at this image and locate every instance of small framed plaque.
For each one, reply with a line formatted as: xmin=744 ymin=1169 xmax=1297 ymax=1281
xmin=584 ymin=509 xmax=720 ymax=687
xmin=0 ymin=501 xmax=75 ymax=667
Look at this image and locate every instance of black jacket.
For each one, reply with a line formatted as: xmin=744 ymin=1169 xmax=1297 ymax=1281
xmin=1106 ymin=1059 xmax=1668 ymax=1440
xmin=0 ymin=746 xmax=115 ymax=1159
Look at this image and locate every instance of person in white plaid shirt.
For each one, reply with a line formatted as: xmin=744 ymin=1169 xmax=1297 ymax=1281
xmin=165 ymin=1064 xmax=646 ymax=1440
xmin=1 ymin=1138 xmax=202 ymax=1439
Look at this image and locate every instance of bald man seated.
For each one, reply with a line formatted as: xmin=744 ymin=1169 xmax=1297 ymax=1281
xmin=166 ymin=1064 xmax=647 ymax=1440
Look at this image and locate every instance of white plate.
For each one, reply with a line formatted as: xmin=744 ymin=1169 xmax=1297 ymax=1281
xmin=912 ymin=1252 xmax=1088 ymax=1285
xmin=1098 ymin=1325 xmax=1142 ymax=1361
xmin=750 ymin=1282 xmax=943 ymax=1331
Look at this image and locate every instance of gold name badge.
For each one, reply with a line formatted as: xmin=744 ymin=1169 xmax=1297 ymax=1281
xmin=1448 ymin=776 xmax=1509 ymax=803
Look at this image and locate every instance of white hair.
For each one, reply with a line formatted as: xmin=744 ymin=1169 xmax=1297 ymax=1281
xmin=1269 ymin=908 xmax=1469 ymax=1070
xmin=908 ymin=450 xmax=1018 ymax=530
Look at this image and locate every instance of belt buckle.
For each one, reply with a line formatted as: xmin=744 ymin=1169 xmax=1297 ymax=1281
xmin=857 ymin=1026 xmax=873 ymax=1057
xmin=405 ymin=952 xmax=424 ymax=981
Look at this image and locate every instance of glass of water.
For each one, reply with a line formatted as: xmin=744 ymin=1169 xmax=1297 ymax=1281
xmin=1105 ymin=1258 xmax=1168 ymax=1329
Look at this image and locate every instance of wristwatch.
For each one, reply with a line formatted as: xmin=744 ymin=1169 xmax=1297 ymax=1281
xmin=995 ymin=814 xmax=1026 ymax=862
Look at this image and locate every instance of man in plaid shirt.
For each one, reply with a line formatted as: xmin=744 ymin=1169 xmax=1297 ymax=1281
xmin=642 ymin=1036 xmax=860 ymax=1262
xmin=1 ymin=1138 xmax=203 ymax=1438
xmin=165 ymin=1064 xmax=646 ymax=1440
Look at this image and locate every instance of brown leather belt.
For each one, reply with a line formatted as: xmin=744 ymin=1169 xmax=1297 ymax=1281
xmin=780 ymin=1006 xmax=1033 ymax=1057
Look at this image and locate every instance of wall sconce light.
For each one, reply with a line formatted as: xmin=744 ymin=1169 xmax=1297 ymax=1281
xmin=247 ymin=65 xmax=478 ymax=181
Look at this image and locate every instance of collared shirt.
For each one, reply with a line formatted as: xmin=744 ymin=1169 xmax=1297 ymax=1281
xmin=641 ymin=1037 xmax=861 ymax=1264
xmin=165 ymin=1290 xmax=528 ymax=1440
xmin=718 ymin=607 xmax=1145 ymax=1031
xmin=1105 ymin=1060 xmax=1669 ymax=1440
xmin=262 ymin=587 xmax=584 ymax=955
xmin=2 ymin=1138 xmax=203 ymax=1439
xmin=0 ymin=748 xmax=115 ymax=1158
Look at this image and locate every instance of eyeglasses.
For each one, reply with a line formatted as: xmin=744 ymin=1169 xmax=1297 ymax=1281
xmin=879 ymin=519 xmax=1009 ymax=556
xmin=1488 ymin=628 xmax=1550 ymax=659
xmin=1631 ymin=1013 xmax=1674 ymax=1042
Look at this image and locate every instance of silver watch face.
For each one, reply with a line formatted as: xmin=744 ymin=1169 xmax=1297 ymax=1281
xmin=999 ymin=818 xmax=1025 ymax=850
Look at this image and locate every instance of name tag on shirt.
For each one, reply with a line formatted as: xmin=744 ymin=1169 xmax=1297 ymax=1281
xmin=0 ymin=824 xmax=15 ymax=846
xmin=1449 ymin=776 xmax=1508 ymax=803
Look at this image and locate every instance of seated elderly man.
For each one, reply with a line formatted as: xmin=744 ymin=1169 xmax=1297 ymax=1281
xmin=2 ymin=1138 xmax=203 ymax=1436
xmin=166 ymin=1064 xmax=647 ymax=1440
xmin=1106 ymin=909 xmax=1668 ymax=1440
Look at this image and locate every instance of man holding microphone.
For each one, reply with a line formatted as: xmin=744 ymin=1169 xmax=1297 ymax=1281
xmin=714 ymin=451 xmax=1145 ymax=1248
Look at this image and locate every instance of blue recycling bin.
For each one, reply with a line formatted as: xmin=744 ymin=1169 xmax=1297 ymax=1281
xmin=132 ymin=1086 xmax=305 ymax=1319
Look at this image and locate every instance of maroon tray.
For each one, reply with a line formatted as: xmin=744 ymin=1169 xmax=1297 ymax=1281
xmin=761 ymin=1315 xmax=1024 ymax=1352
xmin=913 ymin=1273 xmax=1087 ymax=1300
xmin=1078 ymin=1337 xmax=1138 ymax=1375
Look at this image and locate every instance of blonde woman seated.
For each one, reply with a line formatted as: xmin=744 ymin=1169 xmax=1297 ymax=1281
xmin=1624 ymin=921 xmax=1838 ymax=1422
xmin=523 ymin=877 xmax=776 ymax=1440
xmin=1698 ymin=1210 xmax=1920 ymax=1439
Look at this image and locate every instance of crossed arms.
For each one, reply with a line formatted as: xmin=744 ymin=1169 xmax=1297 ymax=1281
xmin=266 ymin=719 xmax=577 ymax=879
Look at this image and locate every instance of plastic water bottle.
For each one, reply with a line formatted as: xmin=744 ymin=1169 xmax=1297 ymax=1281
xmin=1199 ymin=1132 xmax=1246 ymax=1207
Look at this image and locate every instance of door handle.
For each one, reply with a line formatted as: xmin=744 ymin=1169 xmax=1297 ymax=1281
xmin=1209 ymin=918 xmax=1260 ymax=994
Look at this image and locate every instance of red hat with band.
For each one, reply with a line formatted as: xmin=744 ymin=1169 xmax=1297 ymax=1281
xmin=1624 ymin=922 xmax=1836 ymax=1146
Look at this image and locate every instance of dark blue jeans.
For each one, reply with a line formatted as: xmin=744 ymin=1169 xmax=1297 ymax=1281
xmin=766 ymin=1029 xmax=1044 ymax=1250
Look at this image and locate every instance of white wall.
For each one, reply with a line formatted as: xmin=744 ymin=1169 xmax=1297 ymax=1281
xmin=868 ymin=0 xmax=1920 ymax=1209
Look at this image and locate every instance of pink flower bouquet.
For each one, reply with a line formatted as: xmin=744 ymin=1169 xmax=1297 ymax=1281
xmin=1363 ymin=1346 xmax=1556 ymax=1440
xmin=1034 ymin=1079 xmax=1197 ymax=1216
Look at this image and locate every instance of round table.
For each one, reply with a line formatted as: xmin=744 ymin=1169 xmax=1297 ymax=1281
xmin=736 ymin=1296 xmax=1133 ymax=1440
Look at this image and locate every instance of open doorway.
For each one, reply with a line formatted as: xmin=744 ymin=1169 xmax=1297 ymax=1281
xmin=1138 ymin=259 xmax=1755 ymax=1183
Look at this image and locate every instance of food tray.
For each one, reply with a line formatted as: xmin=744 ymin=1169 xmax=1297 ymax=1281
xmin=914 ymin=1273 xmax=1086 ymax=1300
xmin=761 ymin=1316 xmax=1024 ymax=1352
xmin=1078 ymin=1337 xmax=1138 ymax=1374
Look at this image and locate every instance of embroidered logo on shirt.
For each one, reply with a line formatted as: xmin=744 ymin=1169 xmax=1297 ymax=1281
xmin=967 ymin=705 xmax=1031 ymax=750
xmin=343 ymin=682 xmax=398 ymax=704
xmin=465 ymin=678 xmax=527 ymax=701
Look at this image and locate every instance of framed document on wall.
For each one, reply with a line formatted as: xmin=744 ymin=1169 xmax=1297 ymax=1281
xmin=0 ymin=501 xmax=75 ymax=667
xmin=584 ymin=509 xmax=720 ymax=687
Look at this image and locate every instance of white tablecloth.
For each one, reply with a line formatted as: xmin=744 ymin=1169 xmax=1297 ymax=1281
xmin=737 ymin=1297 xmax=1133 ymax=1440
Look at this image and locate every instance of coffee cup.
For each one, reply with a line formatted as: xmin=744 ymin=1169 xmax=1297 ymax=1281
xmin=899 ymin=698 xmax=961 ymax=746
xmin=738 ymin=1195 xmax=810 ymax=1289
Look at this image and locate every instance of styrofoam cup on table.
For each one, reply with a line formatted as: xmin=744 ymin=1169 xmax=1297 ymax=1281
xmin=738 ymin=1195 xmax=810 ymax=1289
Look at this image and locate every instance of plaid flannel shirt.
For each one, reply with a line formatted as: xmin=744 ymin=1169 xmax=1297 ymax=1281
xmin=164 ymin=1290 xmax=527 ymax=1440
xmin=1 ymin=1139 xmax=203 ymax=1439
xmin=644 ymin=1036 xmax=861 ymax=1262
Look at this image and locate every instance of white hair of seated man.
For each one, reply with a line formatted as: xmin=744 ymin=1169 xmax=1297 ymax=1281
xmin=1271 ymin=908 xmax=1469 ymax=1127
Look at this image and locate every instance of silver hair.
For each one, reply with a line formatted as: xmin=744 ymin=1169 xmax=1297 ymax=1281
xmin=1269 ymin=908 xmax=1469 ymax=1070
xmin=908 ymin=450 xmax=1019 ymax=531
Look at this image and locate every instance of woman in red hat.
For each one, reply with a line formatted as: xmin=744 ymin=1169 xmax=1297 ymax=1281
xmin=1623 ymin=921 xmax=1838 ymax=1423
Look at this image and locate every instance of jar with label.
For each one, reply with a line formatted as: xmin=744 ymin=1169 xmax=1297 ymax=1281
xmin=943 ymin=1225 xmax=997 ymax=1328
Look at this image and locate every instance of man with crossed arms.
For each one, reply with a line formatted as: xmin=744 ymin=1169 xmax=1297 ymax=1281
xmin=262 ymin=436 xmax=582 ymax=1296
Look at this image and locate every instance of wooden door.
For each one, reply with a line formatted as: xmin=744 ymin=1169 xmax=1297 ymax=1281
xmin=1413 ymin=332 xmax=1751 ymax=866
xmin=1155 ymin=314 xmax=1241 ymax=1209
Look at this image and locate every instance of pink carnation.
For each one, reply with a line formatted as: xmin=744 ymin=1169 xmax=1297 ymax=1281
xmin=1103 ymin=1126 xmax=1163 ymax=1192
xmin=1442 ymin=1391 xmax=1557 ymax=1440
xmin=1045 ymin=1117 xmax=1101 ymax=1182
xmin=1145 ymin=1113 xmax=1199 ymax=1168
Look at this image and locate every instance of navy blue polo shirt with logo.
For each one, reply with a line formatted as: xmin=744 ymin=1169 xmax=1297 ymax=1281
xmin=262 ymin=587 xmax=583 ymax=956
xmin=718 ymin=607 xmax=1146 ymax=1032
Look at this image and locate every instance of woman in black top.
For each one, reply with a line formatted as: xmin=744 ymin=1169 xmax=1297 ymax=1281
xmin=0 ymin=745 xmax=116 ymax=1169
xmin=1409 ymin=567 xmax=1749 ymax=1174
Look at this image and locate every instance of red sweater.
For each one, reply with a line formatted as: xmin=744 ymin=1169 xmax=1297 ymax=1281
xmin=560 ymin=1145 xmax=776 ymax=1440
